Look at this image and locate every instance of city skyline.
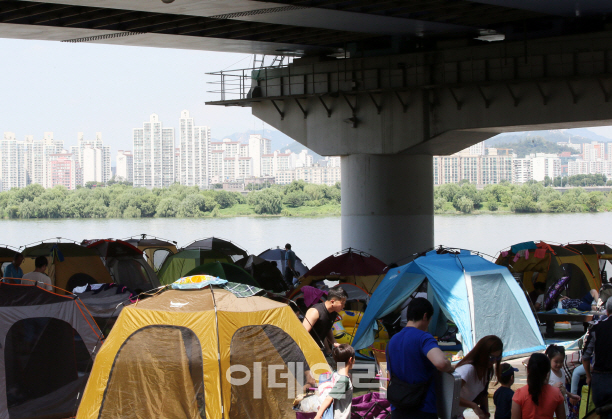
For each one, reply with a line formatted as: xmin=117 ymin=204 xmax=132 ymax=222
xmin=0 ymin=38 xmax=258 ymax=152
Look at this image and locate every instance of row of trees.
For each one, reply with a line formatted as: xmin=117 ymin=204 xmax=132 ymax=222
xmin=435 ymin=180 xmax=612 ymax=214
xmin=544 ymin=174 xmax=611 ymax=187
xmin=1 ymin=177 xmax=611 ymax=219
xmin=0 ymin=181 xmax=342 ymax=219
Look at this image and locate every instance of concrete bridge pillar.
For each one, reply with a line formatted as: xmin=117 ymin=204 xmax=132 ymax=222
xmin=341 ymin=154 xmax=433 ymax=264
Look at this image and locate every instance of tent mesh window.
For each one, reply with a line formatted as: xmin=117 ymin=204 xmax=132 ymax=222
xmin=470 ymin=273 xmax=541 ymax=354
xmin=98 ymin=326 xmax=205 ymax=419
xmin=114 ymin=259 xmax=154 ymax=291
xmin=152 ymin=249 xmax=172 ymax=271
xmin=5 ymin=317 xmax=91 ymax=417
xmin=229 ymin=325 xmax=310 ymax=419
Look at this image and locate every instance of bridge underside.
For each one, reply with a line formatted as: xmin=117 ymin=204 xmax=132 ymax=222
xmin=4 ymin=0 xmax=612 ymax=262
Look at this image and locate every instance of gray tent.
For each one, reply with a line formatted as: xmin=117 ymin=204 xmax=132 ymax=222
xmin=0 ymin=283 xmax=101 ymax=419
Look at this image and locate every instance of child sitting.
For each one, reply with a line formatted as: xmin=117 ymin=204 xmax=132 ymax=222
xmin=494 ymin=363 xmax=518 ymax=419
xmin=314 ymin=344 xmax=355 ymax=419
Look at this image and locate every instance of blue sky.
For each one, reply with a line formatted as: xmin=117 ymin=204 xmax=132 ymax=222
xmin=2 ymin=37 xmax=612 ymax=154
xmin=0 ymin=38 xmax=260 ymax=151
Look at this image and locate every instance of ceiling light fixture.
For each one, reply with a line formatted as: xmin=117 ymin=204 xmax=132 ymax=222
xmin=475 ymin=30 xmax=505 ymax=42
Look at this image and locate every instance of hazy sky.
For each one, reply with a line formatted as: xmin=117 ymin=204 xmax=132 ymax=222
xmin=2 ymin=37 xmax=612 ymax=155
xmin=0 ymin=38 xmax=262 ymax=151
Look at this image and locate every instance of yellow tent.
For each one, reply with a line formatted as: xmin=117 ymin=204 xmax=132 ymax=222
xmin=123 ymin=235 xmax=178 ymax=271
xmin=496 ymin=241 xmax=599 ymax=297
xmin=565 ymin=242 xmax=612 ymax=285
xmin=76 ymin=287 xmax=329 ymax=419
xmin=22 ymin=242 xmax=112 ymax=292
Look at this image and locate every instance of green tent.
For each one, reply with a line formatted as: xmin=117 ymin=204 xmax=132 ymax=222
xmin=182 ymin=262 xmax=260 ymax=288
xmin=157 ymin=249 xmax=232 ymax=285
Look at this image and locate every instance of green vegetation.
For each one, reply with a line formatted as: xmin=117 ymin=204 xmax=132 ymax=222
xmin=0 ymin=181 xmax=341 ymax=219
xmin=1 ymin=176 xmax=611 ymax=219
xmin=493 ymin=137 xmax=576 ymax=157
xmin=435 ymin=179 xmax=612 ymax=214
xmin=545 ymin=174 xmax=611 ymax=187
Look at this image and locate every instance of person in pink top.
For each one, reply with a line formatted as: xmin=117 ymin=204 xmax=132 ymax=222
xmin=512 ymin=353 xmax=566 ymax=419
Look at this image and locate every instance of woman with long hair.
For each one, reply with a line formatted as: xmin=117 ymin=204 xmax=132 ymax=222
xmin=512 ymin=353 xmax=565 ymax=419
xmin=455 ymin=335 xmax=504 ymax=419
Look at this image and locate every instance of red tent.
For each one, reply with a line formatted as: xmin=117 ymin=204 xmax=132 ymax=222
xmin=296 ymin=248 xmax=387 ymax=294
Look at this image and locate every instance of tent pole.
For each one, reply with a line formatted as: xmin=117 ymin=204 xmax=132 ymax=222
xmin=210 ymin=287 xmax=226 ymax=417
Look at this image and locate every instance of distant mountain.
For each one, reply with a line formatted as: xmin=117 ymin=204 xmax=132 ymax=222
xmin=486 ymin=128 xmax=610 ymax=146
xmin=214 ymin=129 xmax=324 ymax=161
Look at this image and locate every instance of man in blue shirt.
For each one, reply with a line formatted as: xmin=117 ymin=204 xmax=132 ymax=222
xmin=284 ymin=243 xmax=298 ymax=287
xmin=3 ymin=253 xmax=24 ymax=284
xmin=386 ymin=297 xmax=454 ymax=419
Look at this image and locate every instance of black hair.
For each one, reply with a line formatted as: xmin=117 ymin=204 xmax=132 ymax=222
xmin=527 ymin=353 xmax=551 ymax=406
xmin=13 ymin=253 xmax=23 ymax=262
xmin=285 ymin=243 xmax=291 ymax=250
xmin=332 ymin=343 xmax=355 ymax=363
xmin=498 ymin=363 xmax=514 ymax=386
xmin=34 ymin=256 xmax=48 ymax=269
xmin=534 ymin=282 xmax=546 ymax=291
xmin=328 ymin=286 xmax=348 ymax=301
xmin=545 ymin=344 xmax=565 ymax=360
xmin=405 ymin=297 xmax=434 ymax=322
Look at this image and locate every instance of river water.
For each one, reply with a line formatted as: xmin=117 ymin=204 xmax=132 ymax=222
xmin=2 ymin=212 xmax=611 ymax=266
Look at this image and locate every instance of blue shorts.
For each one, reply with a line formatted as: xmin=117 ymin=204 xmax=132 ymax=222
xmin=578 ymin=292 xmax=594 ymax=311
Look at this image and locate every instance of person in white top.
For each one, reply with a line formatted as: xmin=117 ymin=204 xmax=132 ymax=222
xmin=545 ymin=344 xmax=580 ymax=417
xmin=22 ymin=256 xmax=52 ymax=292
xmin=455 ymin=335 xmax=504 ymax=419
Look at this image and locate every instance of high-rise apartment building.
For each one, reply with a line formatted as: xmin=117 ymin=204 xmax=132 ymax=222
xmin=133 ymin=114 xmax=175 ymax=189
xmin=512 ymin=158 xmax=533 ymax=184
xmin=480 ymin=155 xmax=513 ymax=185
xmin=47 ymin=152 xmax=78 ymax=189
xmin=116 ymin=150 xmax=133 ymax=183
xmin=294 ymin=165 xmax=341 ymax=186
xmin=262 ymin=151 xmax=295 ymax=177
xmin=531 ymin=154 xmax=561 ymax=181
xmin=248 ymin=134 xmax=271 ymax=177
xmin=295 ymin=150 xmax=314 ymax=168
xmin=568 ymin=159 xmax=612 ymax=177
xmin=174 ymin=147 xmax=180 ymax=185
xmin=31 ymin=132 xmax=64 ymax=188
xmin=433 ymin=154 xmax=513 ymax=186
xmin=327 ymin=156 xmax=341 ymax=168
xmin=179 ymin=110 xmax=210 ymax=189
xmin=70 ymin=132 xmax=111 ymax=186
xmin=0 ymin=132 xmax=28 ymax=191
xmin=467 ymin=142 xmax=485 ymax=156
xmin=583 ymin=141 xmax=606 ymax=161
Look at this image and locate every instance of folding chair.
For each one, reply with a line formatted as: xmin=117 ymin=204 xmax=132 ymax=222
xmin=372 ymin=348 xmax=389 ymax=392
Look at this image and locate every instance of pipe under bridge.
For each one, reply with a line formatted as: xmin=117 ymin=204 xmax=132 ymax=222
xmin=208 ymin=32 xmax=612 ymax=263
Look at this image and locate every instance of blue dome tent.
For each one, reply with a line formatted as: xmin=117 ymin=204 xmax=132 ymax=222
xmin=352 ymin=250 xmax=545 ymax=357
